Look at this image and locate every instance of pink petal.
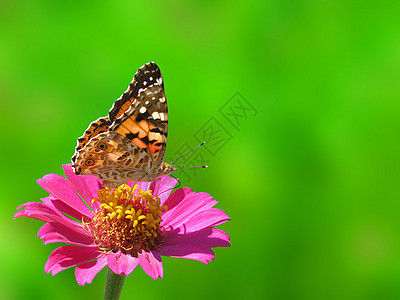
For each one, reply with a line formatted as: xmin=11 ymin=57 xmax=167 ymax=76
xmin=149 ymin=176 xmax=178 ymax=205
xmin=161 ymin=188 xmax=219 ymax=230
xmin=37 ymin=173 xmax=94 ymax=220
xmin=75 ymin=256 xmax=108 ymax=286
xmin=206 ymin=228 xmax=231 ymax=246
xmin=15 ymin=202 xmax=83 ymax=232
xmin=164 ymin=228 xmax=231 ymax=248
xmin=157 ymin=228 xmax=230 ymax=264
xmin=157 ymin=247 xmax=215 ymax=264
xmin=38 ymin=222 xmax=93 ymax=246
xmin=62 ymin=164 xmax=102 ymax=211
xmin=107 ymin=252 xmax=139 ymax=276
xmin=45 ymin=245 xmax=101 ymax=275
xmin=41 ymin=196 xmax=92 ymax=222
xmin=173 ymin=208 xmax=230 ymax=233
xmin=139 ymin=251 xmax=163 ymax=279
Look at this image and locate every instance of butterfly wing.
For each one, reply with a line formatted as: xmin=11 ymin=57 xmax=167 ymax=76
xmin=72 ymin=62 xmax=169 ymax=186
xmin=73 ymin=132 xmax=157 ymax=187
xmin=71 ymin=117 xmax=110 ymax=166
xmin=109 ymin=62 xmax=168 ymax=171
xmin=109 ymin=62 xmax=165 ymax=122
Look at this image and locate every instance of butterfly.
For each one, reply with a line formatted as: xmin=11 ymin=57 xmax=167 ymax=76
xmin=71 ymin=62 xmax=176 ymax=188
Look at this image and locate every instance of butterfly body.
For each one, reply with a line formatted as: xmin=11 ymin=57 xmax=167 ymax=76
xmin=72 ymin=62 xmax=176 ymax=187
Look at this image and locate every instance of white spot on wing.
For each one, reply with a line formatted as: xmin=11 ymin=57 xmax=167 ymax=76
xmin=159 ymin=97 xmax=165 ymax=103
xmin=152 ymin=111 xmax=160 ymax=119
xmin=159 ymin=112 xmax=165 ymax=121
xmin=139 ymin=107 xmax=146 ymax=114
xmin=156 ymin=77 xmax=163 ymax=85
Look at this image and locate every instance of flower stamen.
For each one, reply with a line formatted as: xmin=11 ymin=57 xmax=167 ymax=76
xmin=84 ymin=184 xmax=167 ymax=257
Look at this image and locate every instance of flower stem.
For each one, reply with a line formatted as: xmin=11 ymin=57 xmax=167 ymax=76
xmin=104 ymin=267 xmax=126 ymax=300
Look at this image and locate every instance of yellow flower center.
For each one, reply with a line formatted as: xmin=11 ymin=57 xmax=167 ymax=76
xmin=84 ymin=184 xmax=168 ymax=257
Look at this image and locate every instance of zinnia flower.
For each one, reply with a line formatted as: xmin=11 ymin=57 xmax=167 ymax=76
xmin=14 ymin=164 xmax=230 ymax=286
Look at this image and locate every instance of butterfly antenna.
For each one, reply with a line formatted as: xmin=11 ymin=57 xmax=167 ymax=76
xmin=171 ymin=164 xmax=208 ymax=168
xmin=170 ymin=142 xmax=206 ymax=164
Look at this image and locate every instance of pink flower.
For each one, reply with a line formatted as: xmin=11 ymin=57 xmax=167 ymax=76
xmin=14 ymin=164 xmax=230 ymax=286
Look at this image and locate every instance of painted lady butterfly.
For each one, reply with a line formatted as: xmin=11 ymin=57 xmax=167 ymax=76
xmin=71 ymin=62 xmax=176 ymax=188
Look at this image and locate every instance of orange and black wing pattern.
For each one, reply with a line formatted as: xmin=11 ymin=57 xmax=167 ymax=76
xmin=109 ymin=62 xmax=165 ymax=122
xmin=72 ymin=62 xmax=169 ymax=181
xmin=109 ymin=62 xmax=168 ymax=169
xmin=71 ymin=117 xmax=110 ymax=166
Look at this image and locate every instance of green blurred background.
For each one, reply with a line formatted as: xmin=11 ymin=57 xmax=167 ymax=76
xmin=2 ymin=0 xmax=400 ymax=299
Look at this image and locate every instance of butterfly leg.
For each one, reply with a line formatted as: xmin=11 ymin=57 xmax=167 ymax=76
xmin=154 ymin=178 xmax=162 ymax=198
xmin=125 ymin=181 xmax=137 ymax=205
